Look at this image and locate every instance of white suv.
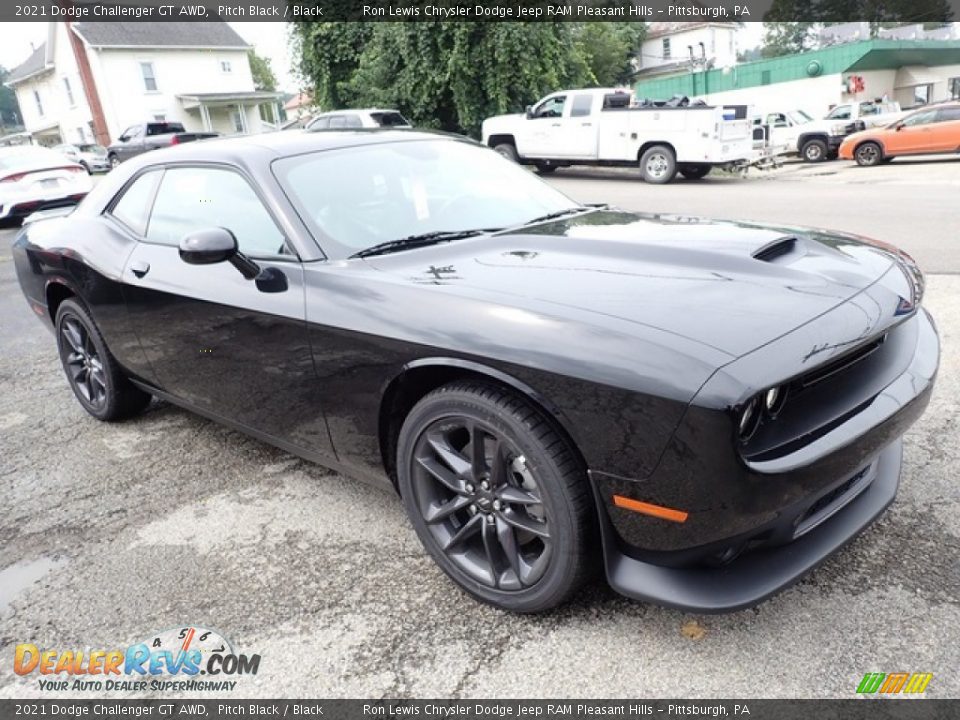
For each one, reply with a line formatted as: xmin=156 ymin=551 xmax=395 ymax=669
xmin=306 ymin=109 xmax=411 ymax=131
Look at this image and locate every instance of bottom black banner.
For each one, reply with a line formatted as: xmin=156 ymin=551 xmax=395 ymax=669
xmin=1 ymin=700 xmax=956 ymax=720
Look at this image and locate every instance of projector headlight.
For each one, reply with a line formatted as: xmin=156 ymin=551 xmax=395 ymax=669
xmin=764 ymin=385 xmax=788 ymax=418
xmin=738 ymin=397 xmax=761 ymax=442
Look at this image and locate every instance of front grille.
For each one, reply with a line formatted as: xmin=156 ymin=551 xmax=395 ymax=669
xmin=793 ymin=464 xmax=873 ymax=538
xmin=796 ymin=334 xmax=887 ymax=390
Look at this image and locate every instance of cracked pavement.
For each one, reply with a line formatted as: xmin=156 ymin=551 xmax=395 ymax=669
xmin=1 ymin=162 xmax=958 ymax=698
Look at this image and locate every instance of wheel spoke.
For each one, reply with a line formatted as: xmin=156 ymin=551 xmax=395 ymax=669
xmin=442 ymin=513 xmax=482 ymax=552
xmin=481 ymin=519 xmax=500 ymax=587
xmin=66 ymin=352 xmax=84 ymax=367
xmin=469 ymin=423 xmax=487 ymax=477
xmin=75 ymin=368 xmax=91 ymax=401
xmin=62 ymin=321 xmax=83 ymax=353
xmin=495 ymin=516 xmax=522 ymax=580
xmin=427 ymin=432 xmax=472 ymax=477
xmin=417 ymin=456 xmax=464 ymax=494
xmin=489 ymin=441 xmax=508 ymax=487
xmin=496 ymin=485 xmax=541 ymax=505
xmin=425 ymin=494 xmax=472 ymax=524
xmin=501 ymin=509 xmax=550 ymax=539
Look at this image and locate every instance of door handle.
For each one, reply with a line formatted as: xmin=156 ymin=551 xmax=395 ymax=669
xmin=130 ymin=261 xmax=150 ymax=278
xmin=581 ymin=123 xmax=592 ymax=127
xmin=551 ymin=123 xmax=561 ymax=127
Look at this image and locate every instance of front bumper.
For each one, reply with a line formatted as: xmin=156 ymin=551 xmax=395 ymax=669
xmin=592 ymin=303 xmax=938 ymax=612
xmin=600 ymin=440 xmax=901 ymax=612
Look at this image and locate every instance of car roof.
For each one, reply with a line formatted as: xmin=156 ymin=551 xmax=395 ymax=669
xmin=315 ymin=108 xmax=403 ymax=116
xmin=134 ymin=128 xmax=463 ymax=164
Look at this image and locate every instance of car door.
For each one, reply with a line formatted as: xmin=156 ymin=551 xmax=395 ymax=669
xmin=117 ymin=126 xmax=143 ymax=161
xmin=561 ymin=93 xmax=599 ymax=159
xmin=118 ymin=164 xmax=335 ymax=457
xmin=517 ymin=94 xmax=567 ymax=158
xmin=886 ymin=109 xmax=940 ymax=154
xmin=931 ymin=106 xmax=960 ymax=152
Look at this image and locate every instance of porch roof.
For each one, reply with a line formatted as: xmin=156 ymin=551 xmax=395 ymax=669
xmin=178 ymin=91 xmax=284 ymax=109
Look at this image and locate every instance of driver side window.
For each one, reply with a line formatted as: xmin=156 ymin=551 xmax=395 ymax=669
xmin=827 ymin=106 xmax=851 ymax=120
xmin=145 ymin=167 xmax=289 ymax=257
xmin=534 ymin=96 xmax=566 ymax=119
xmin=902 ymin=110 xmax=938 ymax=127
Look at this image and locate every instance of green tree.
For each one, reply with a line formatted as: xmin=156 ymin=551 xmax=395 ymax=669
xmin=0 ymin=66 xmax=23 ymax=129
xmin=761 ymin=21 xmax=819 ymax=57
xmin=248 ymin=50 xmax=278 ymax=92
xmin=290 ymin=22 xmax=645 ymax=137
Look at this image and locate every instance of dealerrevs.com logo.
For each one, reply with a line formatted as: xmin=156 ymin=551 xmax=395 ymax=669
xmin=13 ymin=625 xmax=260 ymax=693
xmin=856 ymin=672 xmax=933 ymax=695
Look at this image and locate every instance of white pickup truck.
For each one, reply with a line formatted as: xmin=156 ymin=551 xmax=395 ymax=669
xmin=756 ymin=101 xmax=905 ymax=162
xmin=481 ymin=88 xmax=769 ymax=184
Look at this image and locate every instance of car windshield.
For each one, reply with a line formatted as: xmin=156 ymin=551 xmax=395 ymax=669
xmin=789 ymin=110 xmax=814 ymax=124
xmin=370 ymin=111 xmax=410 ymax=127
xmin=273 ymin=139 xmax=579 ymax=258
xmin=77 ymin=144 xmax=106 ymax=154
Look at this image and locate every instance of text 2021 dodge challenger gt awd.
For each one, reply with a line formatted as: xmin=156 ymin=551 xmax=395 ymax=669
xmin=13 ymin=130 xmax=938 ymax=613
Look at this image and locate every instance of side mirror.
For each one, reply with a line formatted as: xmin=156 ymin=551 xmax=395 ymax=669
xmin=118 ymin=135 xmax=129 ymax=142
xmin=895 ymin=123 xmax=905 ymax=132
xmin=525 ymin=105 xmax=533 ymax=119
xmin=179 ymin=227 xmax=238 ymax=265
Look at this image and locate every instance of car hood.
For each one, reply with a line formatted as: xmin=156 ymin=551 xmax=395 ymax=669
xmin=363 ymin=210 xmax=901 ymax=358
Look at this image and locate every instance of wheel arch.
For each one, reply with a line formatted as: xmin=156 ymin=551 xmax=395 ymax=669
xmin=378 ymin=357 xmax=586 ymax=490
xmin=45 ymin=280 xmax=78 ymax=324
xmin=486 ymin=134 xmax=516 ymax=149
xmin=854 ymin=137 xmax=885 ymax=156
xmin=637 ymin=141 xmax=676 ymax=162
xmin=797 ymin=132 xmax=829 ymax=148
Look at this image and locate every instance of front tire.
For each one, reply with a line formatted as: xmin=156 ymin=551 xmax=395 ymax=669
xmin=80 ymin=161 xmax=91 ymax=175
xmin=108 ymin=154 xmax=120 ymax=170
xmin=640 ymin=145 xmax=677 ymax=184
xmin=855 ymin=142 xmax=883 ymax=167
xmin=534 ymin=162 xmax=557 ymax=175
xmin=397 ymin=382 xmax=596 ymax=612
xmin=493 ymin=143 xmax=519 ymax=163
xmin=801 ymin=139 xmax=828 ymax=163
xmin=55 ymin=298 xmax=151 ymax=421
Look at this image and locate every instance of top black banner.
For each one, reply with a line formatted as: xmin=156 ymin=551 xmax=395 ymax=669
xmin=4 ymin=0 xmax=958 ymax=23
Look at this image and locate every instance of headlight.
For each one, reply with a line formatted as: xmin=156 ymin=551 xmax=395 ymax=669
xmin=738 ymin=397 xmax=761 ymax=442
xmin=898 ymin=252 xmax=924 ymax=308
xmin=831 ymin=123 xmax=849 ymax=135
xmin=764 ymin=385 xmax=788 ymax=417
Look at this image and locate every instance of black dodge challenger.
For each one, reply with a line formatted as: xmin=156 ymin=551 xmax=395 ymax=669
xmin=12 ymin=130 xmax=939 ymax=613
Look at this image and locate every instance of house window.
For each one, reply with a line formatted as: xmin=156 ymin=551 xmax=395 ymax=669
xmin=153 ymin=114 xmax=166 ymax=122
xmin=63 ymin=77 xmax=75 ymax=106
xmin=33 ymin=90 xmax=43 ymax=116
xmin=949 ymin=77 xmax=960 ymax=100
xmin=140 ymin=62 xmax=157 ymax=92
xmin=220 ymin=60 xmax=232 ymax=73
xmin=662 ymin=38 xmax=671 ymax=60
xmin=913 ymin=84 xmax=931 ymax=106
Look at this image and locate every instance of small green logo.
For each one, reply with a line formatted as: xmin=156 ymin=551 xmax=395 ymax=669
xmin=857 ymin=672 xmax=933 ymax=694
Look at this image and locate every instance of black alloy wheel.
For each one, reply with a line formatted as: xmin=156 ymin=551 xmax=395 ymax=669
xmin=855 ymin=142 xmax=883 ymax=167
xmin=398 ymin=382 xmax=596 ymax=612
xmin=55 ymin=298 xmax=151 ymax=421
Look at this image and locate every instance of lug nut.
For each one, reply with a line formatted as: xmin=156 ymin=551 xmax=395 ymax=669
xmin=481 ymin=481 xmax=490 ymax=491
xmin=465 ymin=483 xmax=475 ymax=493
xmin=486 ymin=515 xmax=495 ymax=524
xmin=493 ymin=500 xmax=502 ymax=511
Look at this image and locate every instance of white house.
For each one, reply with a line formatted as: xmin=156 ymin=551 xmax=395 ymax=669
xmin=5 ymin=21 xmax=283 ymax=146
xmin=636 ymin=22 xmax=739 ymax=79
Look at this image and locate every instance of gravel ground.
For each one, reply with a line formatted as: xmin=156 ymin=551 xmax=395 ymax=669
xmin=1 ymin=162 xmax=958 ymax=699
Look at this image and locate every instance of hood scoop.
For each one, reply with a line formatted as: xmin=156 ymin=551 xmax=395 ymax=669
xmin=753 ymin=236 xmax=800 ymax=263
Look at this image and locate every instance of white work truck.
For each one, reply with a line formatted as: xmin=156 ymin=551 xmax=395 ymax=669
xmin=481 ymin=88 xmax=768 ymax=184
xmin=756 ymin=100 xmax=905 ymax=162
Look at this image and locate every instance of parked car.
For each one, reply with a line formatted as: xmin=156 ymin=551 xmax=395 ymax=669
xmin=106 ymin=122 xmax=219 ymax=168
xmin=839 ymin=102 xmax=960 ymax=166
xmin=0 ymin=146 xmax=92 ymax=222
xmin=52 ymin=143 xmax=110 ymax=174
xmin=482 ymin=88 xmax=773 ymax=183
xmin=759 ymin=101 xmax=905 ymax=162
xmin=305 ymin=109 xmax=412 ymax=130
xmin=13 ymin=131 xmax=938 ymax=613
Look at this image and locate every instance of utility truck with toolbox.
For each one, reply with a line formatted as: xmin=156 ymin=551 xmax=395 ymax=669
xmin=482 ymin=88 xmax=773 ymax=184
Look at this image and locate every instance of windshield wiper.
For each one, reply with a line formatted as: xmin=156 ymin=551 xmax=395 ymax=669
xmin=520 ymin=205 xmax=606 ymax=227
xmin=350 ymin=228 xmax=502 ymax=259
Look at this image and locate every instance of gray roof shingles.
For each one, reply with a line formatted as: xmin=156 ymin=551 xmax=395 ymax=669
xmin=73 ymin=21 xmax=249 ymax=49
xmin=7 ymin=43 xmax=50 ymax=84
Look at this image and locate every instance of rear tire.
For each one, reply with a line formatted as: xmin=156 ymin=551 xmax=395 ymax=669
xmin=55 ymin=299 xmax=151 ymax=422
xmin=855 ymin=142 xmax=883 ymax=167
xmin=679 ymin=164 xmax=711 ymax=180
xmin=640 ymin=145 xmax=677 ymax=184
xmin=108 ymin=154 xmax=120 ymax=170
xmin=801 ymin=139 xmax=828 ymax=163
xmin=397 ymin=381 xmax=597 ymax=612
xmin=493 ymin=143 xmax=519 ymax=163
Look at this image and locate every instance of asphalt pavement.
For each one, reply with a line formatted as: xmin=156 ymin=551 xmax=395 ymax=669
xmin=0 ymin=158 xmax=958 ymax=699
